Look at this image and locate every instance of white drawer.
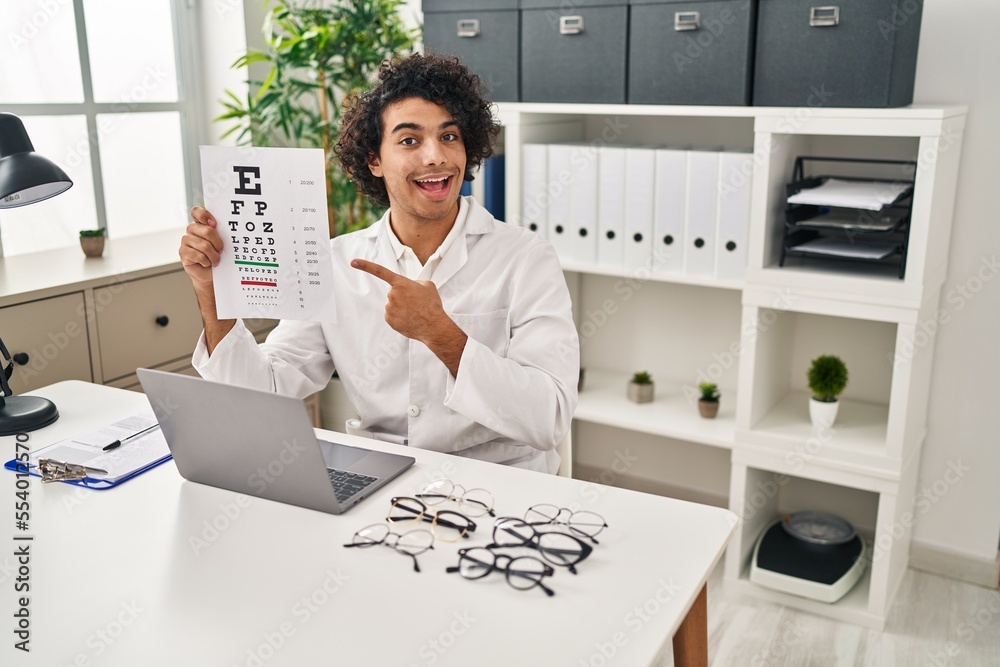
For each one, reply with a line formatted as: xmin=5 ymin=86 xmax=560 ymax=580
xmin=0 ymin=293 xmax=93 ymax=393
xmin=95 ymin=270 xmax=203 ymax=381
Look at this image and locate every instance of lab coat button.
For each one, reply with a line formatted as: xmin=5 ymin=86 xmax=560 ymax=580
xmin=407 ymin=405 xmax=420 ymax=418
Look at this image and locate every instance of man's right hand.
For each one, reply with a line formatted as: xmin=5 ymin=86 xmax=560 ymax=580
xmin=179 ymin=206 xmax=223 ymax=290
xmin=179 ymin=206 xmax=235 ymax=355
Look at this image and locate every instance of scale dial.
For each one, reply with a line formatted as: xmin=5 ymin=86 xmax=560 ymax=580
xmin=781 ymin=511 xmax=856 ymax=545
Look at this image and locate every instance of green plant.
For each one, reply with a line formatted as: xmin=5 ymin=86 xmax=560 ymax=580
xmin=217 ymin=0 xmax=418 ymax=237
xmin=631 ymin=371 xmax=653 ymax=385
xmin=807 ymin=355 xmax=849 ymax=403
xmin=79 ymin=228 xmax=106 ymax=237
xmin=698 ymin=382 xmax=720 ymax=402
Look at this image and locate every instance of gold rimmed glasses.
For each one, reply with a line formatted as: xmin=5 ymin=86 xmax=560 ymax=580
xmin=416 ymin=478 xmax=495 ymax=517
xmin=387 ymin=496 xmax=477 ymax=542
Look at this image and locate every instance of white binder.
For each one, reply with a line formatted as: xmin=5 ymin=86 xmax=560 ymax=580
xmin=652 ymin=148 xmax=687 ymax=275
xmin=522 ymin=143 xmax=547 ymax=238
xmin=597 ymin=145 xmax=627 ymax=268
xmin=569 ymin=144 xmax=599 ymax=265
xmin=623 ymin=147 xmax=656 ymax=271
xmin=546 ymin=143 xmax=574 ymax=260
xmin=716 ymin=152 xmax=753 ymax=281
xmin=684 ymin=150 xmax=720 ymax=277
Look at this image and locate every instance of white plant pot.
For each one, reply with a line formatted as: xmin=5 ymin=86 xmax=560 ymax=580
xmin=809 ymin=398 xmax=840 ymax=430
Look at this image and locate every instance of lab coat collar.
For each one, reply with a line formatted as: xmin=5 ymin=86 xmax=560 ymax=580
xmin=362 ymin=196 xmax=496 ymax=289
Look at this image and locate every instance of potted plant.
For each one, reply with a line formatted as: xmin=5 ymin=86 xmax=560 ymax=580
xmin=807 ymin=354 xmax=849 ymax=429
xmin=217 ymin=0 xmax=417 ymax=237
xmin=79 ymin=228 xmax=106 ymax=257
xmin=697 ymin=382 xmax=720 ymax=418
xmin=627 ymin=371 xmax=654 ymax=404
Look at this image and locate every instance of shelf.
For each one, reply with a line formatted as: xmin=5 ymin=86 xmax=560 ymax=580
xmin=729 ymin=559 xmax=882 ymax=630
xmin=737 ymin=392 xmax=898 ymax=479
xmin=748 ymin=262 xmax=938 ymax=310
xmin=497 ymin=102 xmax=967 ymax=122
xmin=560 ymin=259 xmax=744 ymax=291
xmin=575 ymin=370 xmax=735 ymax=449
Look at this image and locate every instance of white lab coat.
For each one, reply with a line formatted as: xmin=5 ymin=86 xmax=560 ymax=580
xmin=192 ymin=197 xmax=579 ymax=474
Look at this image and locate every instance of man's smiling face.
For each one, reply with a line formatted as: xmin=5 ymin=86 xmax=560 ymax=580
xmin=368 ymin=97 xmax=467 ymax=226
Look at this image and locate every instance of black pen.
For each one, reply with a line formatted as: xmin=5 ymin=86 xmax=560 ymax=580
xmin=102 ymin=424 xmax=160 ymax=451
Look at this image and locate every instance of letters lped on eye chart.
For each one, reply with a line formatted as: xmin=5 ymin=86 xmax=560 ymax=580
xmin=200 ymin=146 xmax=337 ymax=322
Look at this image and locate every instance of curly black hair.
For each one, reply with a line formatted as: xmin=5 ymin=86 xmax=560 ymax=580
xmin=335 ymin=53 xmax=500 ymax=208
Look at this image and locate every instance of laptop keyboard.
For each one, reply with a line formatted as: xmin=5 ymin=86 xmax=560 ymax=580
xmin=328 ymin=468 xmax=379 ymax=503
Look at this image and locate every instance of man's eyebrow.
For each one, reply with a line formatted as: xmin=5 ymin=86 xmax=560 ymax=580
xmin=390 ymin=119 xmax=459 ymax=134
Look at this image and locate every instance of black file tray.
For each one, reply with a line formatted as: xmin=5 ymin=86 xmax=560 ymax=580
xmin=779 ymin=156 xmax=916 ymax=279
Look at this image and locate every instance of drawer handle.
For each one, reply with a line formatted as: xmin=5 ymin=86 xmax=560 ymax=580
xmin=674 ymin=11 xmax=701 ymax=31
xmin=155 ymin=315 xmax=170 ymax=327
xmin=560 ymin=16 xmax=584 ymax=35
xmin=457 ymin=18 xmax=480 ymax=38
xmin=809 ymin=6 xmax=840 ymax=27
xmin=12 ymin=352 xmax=29 ymax=365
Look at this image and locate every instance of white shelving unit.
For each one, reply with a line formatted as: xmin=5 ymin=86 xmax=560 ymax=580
xmin=498 ymin=102 xmax=967 ymax=630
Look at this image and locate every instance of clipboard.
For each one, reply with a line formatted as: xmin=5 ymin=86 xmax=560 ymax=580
xmin=3 ymin=411 xmax=173 ymax=490
xmin=3 ymin=454 xmax=172 ymax=489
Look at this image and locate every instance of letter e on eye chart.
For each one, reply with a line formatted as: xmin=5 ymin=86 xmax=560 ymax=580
xmin=200 ymin=145 xmax=336 ymax=322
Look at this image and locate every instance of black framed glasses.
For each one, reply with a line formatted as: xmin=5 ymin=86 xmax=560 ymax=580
xmin=416 ymin=478 xmax=495 ymax=517
xmin=387 ymin=496 xmax=477 ymax=542
xmin=342 ymin=523 xmax=434 ymax=572
xmin=524 ymin=504 xmax=609 ymax=544
xmin=488 ymin=517 xmax=593 ymax=574
xmin=447 ymin=547 xmax=556 ymax=596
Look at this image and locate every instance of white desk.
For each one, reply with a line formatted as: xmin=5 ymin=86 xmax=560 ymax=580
xmin=1 ymin=382 xmax=735 ymax=667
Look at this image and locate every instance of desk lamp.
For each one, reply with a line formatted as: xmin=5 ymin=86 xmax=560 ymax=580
xmin=0 ymin=112 xmax=74 ymax=435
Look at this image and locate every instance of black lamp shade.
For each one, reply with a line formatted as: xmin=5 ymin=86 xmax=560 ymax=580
xmin=0 ymin=112 xmax=73 ymax=208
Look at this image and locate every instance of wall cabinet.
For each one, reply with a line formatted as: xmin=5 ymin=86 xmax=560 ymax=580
xmin=498 ymin=102 xmax=966 ymax=629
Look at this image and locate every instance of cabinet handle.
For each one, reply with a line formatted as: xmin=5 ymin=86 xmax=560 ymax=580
xmin=155 ymin=315 xmax=170 ymax=327
xmin=12 ymin=352 xmax=29 ymax=365
xmin=560 ymin=16 xmax=584 ymax=35
xmin=457 ymin=18 xmax=480 ymax=38
xmin=809 ymin=6 xmax=840 ymax=27
xmin=674 ymin=11 xmax=701 ymax=31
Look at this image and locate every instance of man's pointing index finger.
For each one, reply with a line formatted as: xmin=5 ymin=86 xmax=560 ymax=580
xmin=351 ymin=258 xmax=406 ymax=286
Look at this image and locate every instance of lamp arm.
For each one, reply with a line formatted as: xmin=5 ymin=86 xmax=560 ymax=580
xmin=0 ymin=334 xmax=14 ymax=401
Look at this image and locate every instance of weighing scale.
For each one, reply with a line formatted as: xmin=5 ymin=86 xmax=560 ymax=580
xmin=750 ymin=511 xmax=866 ymax=603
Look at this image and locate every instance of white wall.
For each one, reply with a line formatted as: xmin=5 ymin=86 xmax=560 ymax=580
xmin=211 ymin=0 xmax=999 ymax=574
xmin=909 ymin=0 xmax=1000 ymax=567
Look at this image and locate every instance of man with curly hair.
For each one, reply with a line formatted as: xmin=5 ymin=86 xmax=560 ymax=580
xmin=179 ymin=54 xmax=579 ymax=474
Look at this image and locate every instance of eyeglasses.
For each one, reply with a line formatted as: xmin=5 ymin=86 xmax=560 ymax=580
xmin=524 ymin=504 xmax=609 ymax=544
xmin=417 ymin=478 xmax=495 ymax=517
xmin=342 ymin=523 xmax=434 ymax=572
xmin=447 ymin=547 xmax=556 ymax=596
xmin=387 ymin=496 xmax=477 ymax=541
xmin=488 ymin=517 xmax=593 ymax=574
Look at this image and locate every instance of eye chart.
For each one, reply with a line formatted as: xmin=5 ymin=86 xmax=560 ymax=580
xmin=200 ymin=146 xmax=337 ymax=322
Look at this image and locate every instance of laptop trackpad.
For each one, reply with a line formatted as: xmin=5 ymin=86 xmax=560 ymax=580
xmin=318 ymin=440 xmax=369 ymax=469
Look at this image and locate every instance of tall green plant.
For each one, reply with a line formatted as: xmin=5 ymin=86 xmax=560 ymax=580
xmin=216 ymin=0 xmax=418 ymax=237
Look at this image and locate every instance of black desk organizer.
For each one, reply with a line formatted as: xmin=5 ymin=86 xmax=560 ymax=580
xmin=780 ymin=156 xmax=916 ymax=279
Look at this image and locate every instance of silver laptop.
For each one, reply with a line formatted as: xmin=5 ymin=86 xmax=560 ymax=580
xmin=136 ymin=368 xmax=415 ymax=514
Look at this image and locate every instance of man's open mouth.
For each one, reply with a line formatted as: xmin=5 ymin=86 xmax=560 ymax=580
xmin=414 ymin=175 xmax=451 ymax=194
